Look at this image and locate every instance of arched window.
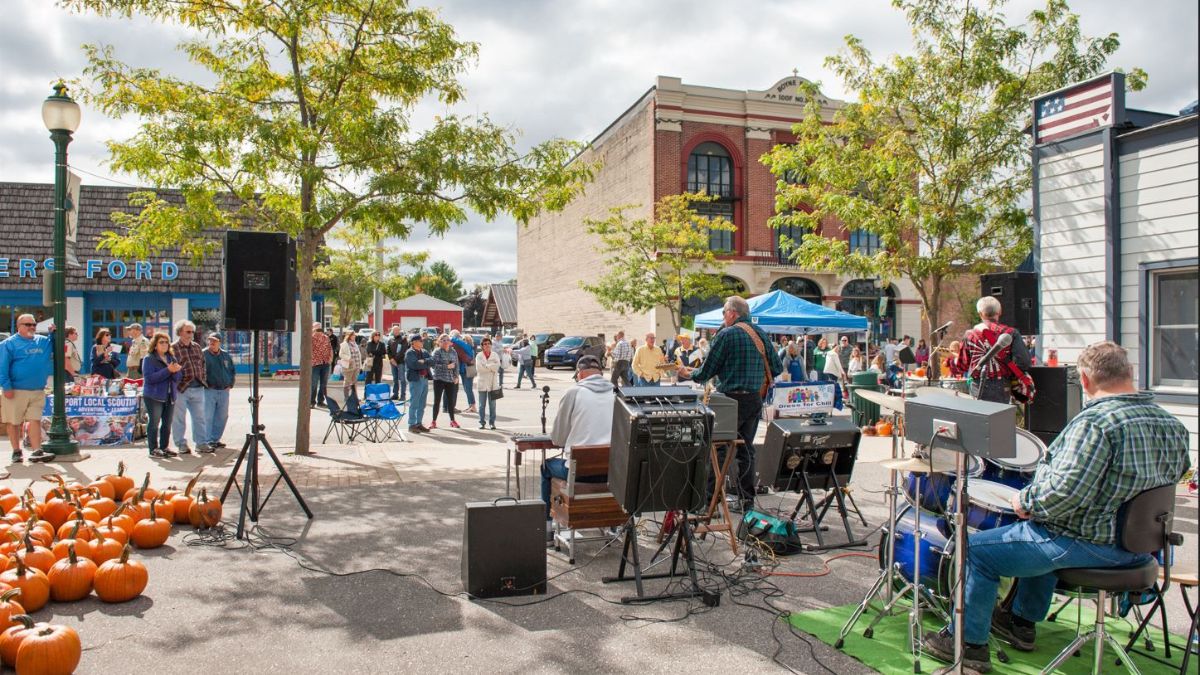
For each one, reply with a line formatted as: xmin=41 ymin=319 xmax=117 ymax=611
xmin=770 ymin=277 xmax=822 ymax=304
xmin=687 ymin=142 xmax=735 ymax=252
xmin=838 ymin=279 xmax=897 ymax=339
xmin=681 ymin=275 xmax=747 ymax=323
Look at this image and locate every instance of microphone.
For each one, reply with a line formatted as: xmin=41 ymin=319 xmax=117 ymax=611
xmin=973 ymin=333 xmax=1013 ymax=377
xmin=542 ymin=385 xmax=550 ymax=394
xmin=933 ymin=321 xmax=953 ymax=334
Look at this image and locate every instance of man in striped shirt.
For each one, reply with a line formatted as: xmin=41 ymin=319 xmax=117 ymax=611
xmin=608 ymin=331 xmax=633 ymax=387
xmin=925 ymin=341 xmax=1191 ymax=672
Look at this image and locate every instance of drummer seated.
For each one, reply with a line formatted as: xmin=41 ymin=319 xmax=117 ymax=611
xmin=922 ymin=342 xmax=1191 ymax=673
xmin=541 ymin=356 xmax=614 ymax=535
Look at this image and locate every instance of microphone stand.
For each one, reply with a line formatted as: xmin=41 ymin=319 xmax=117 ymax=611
xmin=540 ymin=385 xmax=551 ymax=434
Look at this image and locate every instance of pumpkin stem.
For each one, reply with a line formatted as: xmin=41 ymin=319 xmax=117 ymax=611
xmin=68 ymin=521 xmax=81 ymax=540
xmin=10 ymin=615 xmax=34 ymax=630
xmin=149 ymin=498 xmax=158 ymax=522
xmin=22 ymin=531 xmax=34 ymax=553
xmin=184 ymin=472 xmax=200 ymax=497
xmin=14 ymin=557 xmax=27 ymax=577
xmin=119 ymin=544 xmax=132 ymax=564
xmin=117 ymin=460 xmax=127 ymax=477
xmin=92 ymin=527 xmax=106 ymax=544
xmin=67 ymin=543 xmax=79 ymax=565
xmin=112 ymin=502 xmax=127 ymax=518
xmin=0 ymin=588 xmax=20 ymax=603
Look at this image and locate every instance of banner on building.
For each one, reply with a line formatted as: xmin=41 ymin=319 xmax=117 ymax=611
xmin=1032 ymin=72 xmax=1125 ymax=145
xmin=66 ymin=171 xmax=82 ymax=268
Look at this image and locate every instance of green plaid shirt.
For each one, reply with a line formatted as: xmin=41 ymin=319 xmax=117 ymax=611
xmin=1019 ymin=392 xmax=1191 ymax=545
xmin=690 ymin=318 xmax=783 ymax=395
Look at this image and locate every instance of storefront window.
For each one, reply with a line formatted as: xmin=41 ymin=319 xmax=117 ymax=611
xmin=0 ymin=306 xmax=50 ymax=335
xmin=89 ymin=305 xmax=171 ymax=370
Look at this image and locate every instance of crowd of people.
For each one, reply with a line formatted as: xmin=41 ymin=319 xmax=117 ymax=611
xmin=0 ymin=314 xmax=238 ymax=462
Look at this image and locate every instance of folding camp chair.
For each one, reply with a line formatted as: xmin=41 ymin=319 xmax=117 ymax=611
xmin=322 ymin=396 xmax=374 ymax=444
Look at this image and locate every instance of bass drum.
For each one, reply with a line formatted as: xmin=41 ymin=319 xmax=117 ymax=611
xmin=878 ymin=505 xmax=954 ymax=599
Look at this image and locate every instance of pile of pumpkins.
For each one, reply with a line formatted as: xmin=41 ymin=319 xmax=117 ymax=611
xmin=862 ymin=419 xmax=896 ymax=437
xmin=0 ymin=462 xmax=223 ymax=674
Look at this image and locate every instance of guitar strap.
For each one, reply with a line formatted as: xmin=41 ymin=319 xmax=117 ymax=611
xmin=734 ymin=322 xmax=772 ymax=399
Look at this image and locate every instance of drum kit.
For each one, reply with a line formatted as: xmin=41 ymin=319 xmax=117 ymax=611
xmin=836 ymin=387 xmax=1046 ymax=672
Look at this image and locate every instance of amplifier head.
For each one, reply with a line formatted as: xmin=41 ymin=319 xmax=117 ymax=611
xmin=905 ymin=393 xmax=1016 ymax=459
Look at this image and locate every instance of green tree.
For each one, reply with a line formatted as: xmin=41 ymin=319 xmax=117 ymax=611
xmin=316 ymin=229 xmax=404 ymax=328
xmin=582 ymin=193 xmax=737 ymax=335
xmin=68 ymin=0 xmax=592 ymax=454
xmin=763 ymin=0 xmax=1144 ymax=335
xmin=390 ymin=252 xmax=464 ymax=303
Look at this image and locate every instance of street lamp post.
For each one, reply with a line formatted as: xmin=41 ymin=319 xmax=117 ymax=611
xmin=41 ymin=82 xmax=82 ymax=459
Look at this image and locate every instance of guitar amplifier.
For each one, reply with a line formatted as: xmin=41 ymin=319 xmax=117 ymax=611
xmin=462 ymin=498 xmax=546 ymax=598
xmin=706 ymin=392 xmax=738 ymax=441
xmin=757 ymin=417 xmax=862 ymax=491
xmin=608 ymin=396 xmax=711 ymax=514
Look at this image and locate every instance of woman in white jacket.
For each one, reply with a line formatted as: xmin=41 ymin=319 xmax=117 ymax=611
xmin=338 ymin=331 xmax=364 ymax=398
xmin=474 ymin=337 xmax=503 ymax=430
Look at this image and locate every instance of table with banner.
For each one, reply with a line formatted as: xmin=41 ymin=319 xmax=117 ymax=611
xmin=42 ymin=394 xmax=142 ymax=447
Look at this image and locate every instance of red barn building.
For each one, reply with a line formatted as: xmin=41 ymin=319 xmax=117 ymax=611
xmin=370 ymin=293 xmax=463 ymax=333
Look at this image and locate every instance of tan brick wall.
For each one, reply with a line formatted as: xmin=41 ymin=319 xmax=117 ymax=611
xmin=517 ymin=102 xmax=657 ymax=339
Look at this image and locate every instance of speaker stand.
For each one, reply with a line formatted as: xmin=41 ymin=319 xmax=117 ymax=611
xmin=220 ymin=330 xmax=313 ymax=538
xmin=788 ymin=454 xmax=868 ymax=550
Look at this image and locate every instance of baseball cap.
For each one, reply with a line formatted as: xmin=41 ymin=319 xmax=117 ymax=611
xmin=207 ymin=332 xmax=222 ymax=342
xmin=576 ymin=355 xmax=602 ymax=372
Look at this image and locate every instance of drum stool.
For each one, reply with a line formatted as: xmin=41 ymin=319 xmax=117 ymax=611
xmin=1040 ymin=484 xmax=1179 ymax=675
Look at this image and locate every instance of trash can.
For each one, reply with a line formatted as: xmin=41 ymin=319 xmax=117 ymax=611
xmin=848 ymin=372 xmax=883 ymax=428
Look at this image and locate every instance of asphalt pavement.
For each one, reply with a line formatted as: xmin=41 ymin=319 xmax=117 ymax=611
xmin=4 ymin=367 xmax=1196 ymax=674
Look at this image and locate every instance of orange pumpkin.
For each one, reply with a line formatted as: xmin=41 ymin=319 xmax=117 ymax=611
xmin=86 ymin=492 xmax=117 ymax=520
xmin=86 ymin=480 xmax=115 ymax=501
xmin=0 ymin=589 xmax=23 ymax=631
xmin=51 ymin=522 xmax=93 ymax=562
xmin=48 ymin=544 xmax=96 ymax=603
xmin=87 ymin=530 xmax=124 ymax=566
xmin=861 ymin=425 xmax=877 ymax=436
xmin=875 ymin=420 xmax=894 ymax=437
xmin=93 ymin=518 xmax=129 ymax=547
xmin=169 ymin=475 xmax=200 ymax=525
xmin=14 ymin=620 xmax=81 ymax=675
xmin=131 ymin=500 xmax=171 ymax=550
xmin=103 ymin=462 xmax=135 ymax=504
xmin=123 ymin=473 xmax=159 ymax=503
xmin=0 ymin=615 xmax=37 ymax=667
xmin=13 ymin=534 xmax=55 ymax=575
xmin=188 ymin=489 xmax=223 ymax=529
xmin=93 ymin=545 xmax=148 ymax=603
xmin=0 ymin=494 xmax=18 ymax=517
xmin=0 ymin=560 xmax=49 ymax=613
xmin=914 ymin=367 xmax=927 ymax=378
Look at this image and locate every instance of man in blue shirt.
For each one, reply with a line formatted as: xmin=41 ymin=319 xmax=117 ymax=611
xmin=0 ymin=314 xmax=55 ymax=463
xmin=202 ymin=333 xmax=237 ymax=450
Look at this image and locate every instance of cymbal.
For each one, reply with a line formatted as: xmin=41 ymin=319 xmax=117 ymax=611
xmin=856 ymin=389 xmax=906 ymax=413
xmin=880 ymin=451 xmax=960 ymax=474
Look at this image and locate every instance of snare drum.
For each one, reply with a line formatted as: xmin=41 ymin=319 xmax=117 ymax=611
xmin=982 ymin=429 xmax=1046 ymax=488
xmin=947 ymin=480 xmax=1021 ymax=531
xmin=903 ymin=455 xmax=983 ymax=514
xmin=878 ymin=505 xmax=953 ymax=598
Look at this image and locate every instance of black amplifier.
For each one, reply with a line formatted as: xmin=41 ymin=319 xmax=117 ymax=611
xmin=757 ymin=417 xmax=862 ymax=491
xmin=608 ymin=396 xmax=711 ymax=514
xmin=462 ymin=498 xmax=546 ymax=598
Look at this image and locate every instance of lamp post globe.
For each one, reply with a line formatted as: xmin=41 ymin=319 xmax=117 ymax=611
xmin=41 ymin=82 xmax=82 ymax=459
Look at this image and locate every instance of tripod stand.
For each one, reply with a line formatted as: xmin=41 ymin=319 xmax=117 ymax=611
xmin=539 ymin=385 xmax=550 ymax=434
xmin=220 ymin=330 xmax=313 ymax=539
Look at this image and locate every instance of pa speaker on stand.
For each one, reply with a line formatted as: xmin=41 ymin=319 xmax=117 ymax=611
xmin=219 ymin=230 xmax=312 ymax=539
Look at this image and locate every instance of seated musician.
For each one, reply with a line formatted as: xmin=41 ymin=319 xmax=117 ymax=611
xmin=924 ymin=341 xmax=1191 ymax=673
xmin=540 ymin=355 xmax=615 ymax=533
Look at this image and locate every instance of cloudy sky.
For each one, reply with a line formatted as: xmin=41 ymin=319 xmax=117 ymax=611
xmin=1 ymin=0 xmax=1196 ymax=287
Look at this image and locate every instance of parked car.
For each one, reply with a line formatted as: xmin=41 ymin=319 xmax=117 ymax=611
xmin=543 ymin=336 xmax=606 ymax=370
xmin=0 ymin=332 xmax=9 ymax=343
xmin=531 ymin=332 xmax=564 ymax=366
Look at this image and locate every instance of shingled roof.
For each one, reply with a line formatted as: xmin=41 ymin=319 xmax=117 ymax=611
xmin=0 ymin=182 xmax=226 ymax=294
xmin=482 ymin=283 xmax=517 ymax=327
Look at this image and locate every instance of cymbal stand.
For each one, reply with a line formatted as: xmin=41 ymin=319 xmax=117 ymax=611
xmin=836 ymin=408 xmax=907 ymax=648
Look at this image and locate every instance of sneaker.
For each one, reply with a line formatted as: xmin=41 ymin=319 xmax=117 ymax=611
xmin=479 ymin=422 xmax=486 ymax=429
xmin=10 ymin=451 xmax=21 ymax=464
xmin=991 ymin=607 xmax=1036 ymax=652
xmin=28 ymin=450 xmax=53 ymax=463
xmin=417 ymin=425 xmax=431 ymax=433
xmin=215 ymin=442 xmax=227 ymax=448
xmin=450 ymin=421 xmax=460 ymax=429
xmin=198 ymin=444 xmax=217 ymax=454
xmin=162 ymin=448 xmax=179 ymax=457
xmin=408 ymin=425 xmax=423 ymax=434
xmin=177 ymin=443 xmax=192 ymax=455
xmin=149 ymin=448 xmax=168 ymax=458
xmin=428 ymin=421 xmax=437 ymax=430
xmin=488 ymin=424 xmax=497 ymax=430
xmin=923 ymin=629 xmax=991 ymax=673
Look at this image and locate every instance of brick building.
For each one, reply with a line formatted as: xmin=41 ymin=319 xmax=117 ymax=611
xmin=518 ymin=74 xmax=926 ymax=341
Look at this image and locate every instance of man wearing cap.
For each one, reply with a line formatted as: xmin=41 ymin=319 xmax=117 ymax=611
xmin=126 ymin=323 xmax=151 ymax=379
xmin=170 ymin=319 xmax=210 ymax=454
xmin=202 ymin=333 xmax=236 ymax=450
xmin=404 ymin=335 xmax=432 ymax=433
xmin=543 ymin=355 xmax=614 ymax=535
xmin=1 ymin=314 xmax=54 ymax=463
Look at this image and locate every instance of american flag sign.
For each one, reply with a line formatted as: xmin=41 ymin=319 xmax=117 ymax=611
xmin=1033 ymin=74 xmax=1119 ymax=144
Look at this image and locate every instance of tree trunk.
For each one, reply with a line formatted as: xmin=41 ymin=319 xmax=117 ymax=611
xmin=294 ymin=237 xmax=317 ymax=456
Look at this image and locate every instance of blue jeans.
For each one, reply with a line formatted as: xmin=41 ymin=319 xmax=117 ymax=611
xmin=172 ymin=385 xmax=208 ymax=449
xmin=540 ymin=457 xmax=606 ymax=519
xmin=499 ymin=365 xmax=505 ymax=387
xmin=145 ymin=397 xmax=174 ymax=452
xmin=461 ymin=374 xmax=476 ymax=406
xmin=391 ymin=363 xmax=406 ymax=399
xmin=407 ymin=378 xmax=428 ymax=427
xmin=477 ymin=390 xmax=497 ymax=426
xmin=954 ymin=520 xmax=1150 ymax=645
xmin=204 ymin=388 xmax=231 ymax=445
xmin=516 ymin=362 xmax=536 ymax=388
xmin=310 ymin=363 xmax=329 ymax=405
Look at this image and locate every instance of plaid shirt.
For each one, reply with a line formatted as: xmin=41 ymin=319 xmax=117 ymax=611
xmin=689 ymin=319 xmax=783 ymax=395
xmin=430 ymin=347 xmax=459 ymax=383
xmin=311 ymin=331 xmax=332 ymax=366
xmin=611 ymin=339 xmax=634 ymax=362
xmin=171 ymin=339 xmax=207 ymax=391
xmin=1019 ymin=392 xmax=1191 ymax=545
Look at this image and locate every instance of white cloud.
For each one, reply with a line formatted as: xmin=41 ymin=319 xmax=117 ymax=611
xmin=1 ymin=0 xmax=1195 ymax=286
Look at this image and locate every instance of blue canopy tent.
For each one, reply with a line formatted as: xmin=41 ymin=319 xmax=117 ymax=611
xmin=693 ymin=289 xmax=868 ymax=335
